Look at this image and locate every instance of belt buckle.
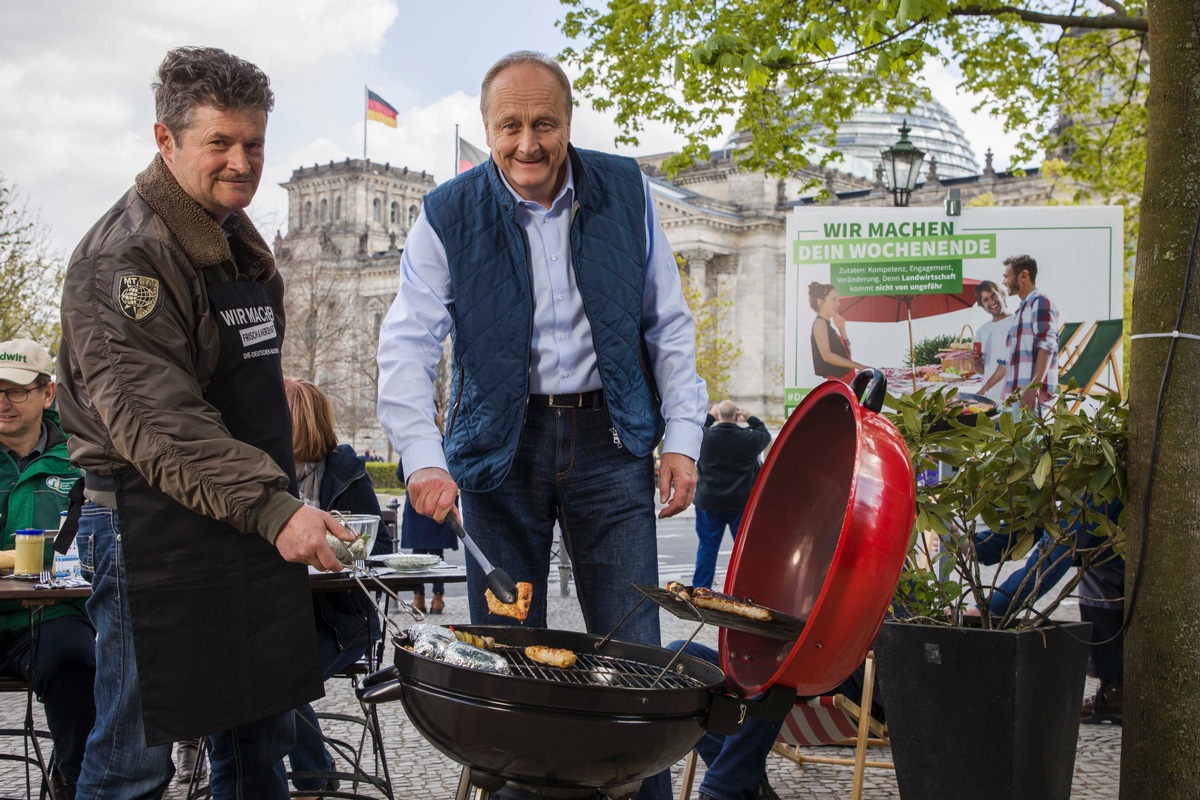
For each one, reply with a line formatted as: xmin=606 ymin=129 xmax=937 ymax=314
xmin=547 ymin=394 xmax=582 ymax=409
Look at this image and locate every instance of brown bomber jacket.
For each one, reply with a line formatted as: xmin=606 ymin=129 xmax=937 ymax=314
xmin=57 ymin=155 xmax=303 ymax=543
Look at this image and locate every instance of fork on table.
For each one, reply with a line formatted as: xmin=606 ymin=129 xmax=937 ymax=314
xmin=39 ymin=569 xmax=55 ymax=588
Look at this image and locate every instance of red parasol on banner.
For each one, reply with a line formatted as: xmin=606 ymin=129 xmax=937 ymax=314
xmin=837 ymin=279 xmax=982 ymax=390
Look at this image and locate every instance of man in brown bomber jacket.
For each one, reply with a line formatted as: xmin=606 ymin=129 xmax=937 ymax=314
xmin=57 ymin=46 xmax=356 ymax=799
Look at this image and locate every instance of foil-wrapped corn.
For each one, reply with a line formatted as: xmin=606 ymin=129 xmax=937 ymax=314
xmin=410 ymin=624 xmax=455 ymax=644
xmin=441 ymin=640 xmax=511 ymax=674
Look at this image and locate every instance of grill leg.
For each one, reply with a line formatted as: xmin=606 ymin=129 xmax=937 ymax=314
xmin=457 ymin=766 xmax=505 ymax=800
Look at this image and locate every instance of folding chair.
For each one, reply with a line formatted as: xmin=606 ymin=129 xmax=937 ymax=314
xmin=678 ymin=653 xmax=891 ymax=800
xmin=1058 ymin=318 xmax=1123 ymax=410
xmin=1056 ymin=321 xmax=1085 ymax=371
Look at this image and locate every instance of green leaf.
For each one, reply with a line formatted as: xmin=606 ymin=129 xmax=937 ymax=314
xmin=875 ymin=50 xmax=891 ymax=78
xmin=1032 ymin=452 xmax=1052 ymax=489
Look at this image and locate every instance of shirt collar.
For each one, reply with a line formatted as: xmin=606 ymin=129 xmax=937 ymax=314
xmin=496 ymin=159 xmax=575 ymax=214
xmin=1 ymin=420 xmax=49 ymax=463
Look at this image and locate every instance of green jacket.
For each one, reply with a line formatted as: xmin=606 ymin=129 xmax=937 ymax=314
xmin=0 ymin=408 xmax=87 ymax=636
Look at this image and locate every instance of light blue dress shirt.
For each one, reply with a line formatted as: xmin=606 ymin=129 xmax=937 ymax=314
xmin=377 ymin=160 xmax=707 ymax=478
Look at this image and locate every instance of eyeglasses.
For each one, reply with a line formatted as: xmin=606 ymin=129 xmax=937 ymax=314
xmin=0 ymin=384 xmax=45 ymax=404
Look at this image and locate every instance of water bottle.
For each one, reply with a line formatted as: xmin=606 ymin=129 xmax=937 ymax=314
xmin=53 ymin=511 xmax=81 ymax=580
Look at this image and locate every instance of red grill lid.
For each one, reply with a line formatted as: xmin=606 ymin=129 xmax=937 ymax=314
xmin=719 ymin=376 xmax=915 ymax=697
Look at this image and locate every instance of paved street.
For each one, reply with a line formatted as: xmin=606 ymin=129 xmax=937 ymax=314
xmin=0 ymin=507 xmax=1120 ymax=798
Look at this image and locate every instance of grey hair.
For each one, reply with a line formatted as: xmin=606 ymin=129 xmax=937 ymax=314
xmin=153 ymin=46 xmax=274 ymax=134
xmin=480 ymin=50 xmax=573 ymax=117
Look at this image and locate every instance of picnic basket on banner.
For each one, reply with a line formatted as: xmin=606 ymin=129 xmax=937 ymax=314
xmin=937 ymin=325 xmax=984 ymax=375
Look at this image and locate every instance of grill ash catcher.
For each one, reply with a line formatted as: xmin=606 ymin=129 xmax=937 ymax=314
xmin=357 ymin=371 xmax=917 ymax=799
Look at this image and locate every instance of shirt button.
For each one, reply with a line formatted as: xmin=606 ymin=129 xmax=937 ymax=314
xmin=556 ymin=294 xmax=564 ymax=301
xmin=561 ymin=372 xmax=570 ymax=378
xmin=559 ymin=333 xmax=567 ymax=340
xmin=551 ymin=255 xmax=559 ymax=261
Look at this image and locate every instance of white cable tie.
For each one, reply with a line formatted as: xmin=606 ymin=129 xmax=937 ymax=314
xmin=1130 ymin=330 xmax=1200 ymax=341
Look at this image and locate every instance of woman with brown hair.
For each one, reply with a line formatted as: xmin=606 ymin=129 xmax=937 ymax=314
xmin=809 ymin=282 xmax=868 ymax=382
xmin=284 ymin=377 xmax=392 ymax=797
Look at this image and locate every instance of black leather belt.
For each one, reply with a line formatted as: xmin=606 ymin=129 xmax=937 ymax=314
xmin=529 ymin=390 xmax=605 ymax=409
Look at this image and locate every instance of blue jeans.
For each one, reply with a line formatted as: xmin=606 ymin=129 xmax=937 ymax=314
xmin=76 ymin=502 xmax=294 ymax=800
xmin=641 ymin=642 xmax=784 ymax=800
xmin=973 ymin=498 xmax=1123 ymax=617
xmin=692 ymin=508 xmax=743 ymax=589
xmin=461 ymin=403 xmax=660 ymax=646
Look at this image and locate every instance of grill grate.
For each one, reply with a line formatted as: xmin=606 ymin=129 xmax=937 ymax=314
xmin=495 ymin=645 xmax=704 ymax=689
xmin=635 ymin=585 xmax=807 ymax=641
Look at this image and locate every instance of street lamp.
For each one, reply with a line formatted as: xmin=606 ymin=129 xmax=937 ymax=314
xmin=880 ymin=119 xmax=926 ymax=207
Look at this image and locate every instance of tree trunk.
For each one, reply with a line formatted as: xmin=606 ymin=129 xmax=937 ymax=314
xmin=1123 ymin=2 xmax=1200 ymax=796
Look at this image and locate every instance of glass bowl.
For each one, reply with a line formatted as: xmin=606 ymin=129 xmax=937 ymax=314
xmin=326 ymin=513 xmax=380 ymax=565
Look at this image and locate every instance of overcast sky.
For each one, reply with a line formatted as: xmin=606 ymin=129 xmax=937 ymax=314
xmin=1 ymin=0 xmax=1020 ymax=255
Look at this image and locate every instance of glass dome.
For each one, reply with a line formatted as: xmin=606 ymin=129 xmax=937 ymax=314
xmin=727 ymin=87 xmax=980 ymax=181
xmin=819 ymin=99 xmax=980 ymax=180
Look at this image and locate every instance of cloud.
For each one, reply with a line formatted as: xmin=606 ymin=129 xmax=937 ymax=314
xmin=0 ymin=0 xmax=400 ymax=251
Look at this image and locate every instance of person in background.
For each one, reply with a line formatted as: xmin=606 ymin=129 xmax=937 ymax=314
xmin=376 ymin=50 xmax=705 ymax=650
xmin=0 ymin=339 xmax=95 ymax=800
xmin=57 ymin=46 xmax=353 ymax=799
xmin=398 ymin=400 xmax=457 ymax=615
xmin=978 ymin=254 xmax=1059 ymax=409
xmin=809 ymin=282 xmax=867 ymax=382
xmin=1078 ymin=556 xmax=1125 ymax=725
xmin=972 ymin=279 xmax=1016 ymax=404
xmin=691 ymin=401 xmax=771 ymax=589
xmin=285 ymin=377 xmax=392 ymax=797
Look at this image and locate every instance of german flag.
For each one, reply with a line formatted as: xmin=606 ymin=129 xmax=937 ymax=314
xmin=457 ymin=137 xmax=490 ymax=174
xmin=367 ymin=89 xmax=398 ymax=128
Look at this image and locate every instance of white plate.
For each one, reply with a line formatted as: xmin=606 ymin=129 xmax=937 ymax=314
xmin=374 ymin=553 xmax=443 ymax=571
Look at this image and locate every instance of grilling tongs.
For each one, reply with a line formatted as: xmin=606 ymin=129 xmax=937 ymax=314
xmin=446 ymin=513 xmax=518 ymax=605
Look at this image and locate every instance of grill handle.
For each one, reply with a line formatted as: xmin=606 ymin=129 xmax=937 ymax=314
xmin=706 ymin=684 xmax=797 ymax=736
xmin=356 ymin=666 xmax=404 ymax=705
xmin=446 ymin=514 xmax=518 ymax=604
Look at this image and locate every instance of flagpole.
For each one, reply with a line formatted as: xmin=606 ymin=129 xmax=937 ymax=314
xmin=363 ymin=86 xmax=368 ymax=160
xmin=455 ymin=124 xmax=461 ymax=177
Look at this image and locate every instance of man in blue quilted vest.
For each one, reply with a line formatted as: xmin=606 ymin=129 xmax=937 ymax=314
xmin=377 ymin=50 xmax=706 ymax=654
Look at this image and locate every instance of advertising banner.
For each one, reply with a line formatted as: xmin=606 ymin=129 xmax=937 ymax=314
xmin=784 ymin=206 xmax=1124 ymax=413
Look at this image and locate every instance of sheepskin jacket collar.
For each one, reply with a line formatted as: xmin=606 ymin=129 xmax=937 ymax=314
xmin=134 ymin=154 xmax=275 ymax=277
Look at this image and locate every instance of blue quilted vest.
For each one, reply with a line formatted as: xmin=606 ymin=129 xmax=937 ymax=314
xmin=423 ymin=145 xmax=664 ymax=491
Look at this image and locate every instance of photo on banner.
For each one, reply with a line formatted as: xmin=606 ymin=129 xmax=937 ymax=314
xmin=783 ymin=206 xmax=1124 ymax=413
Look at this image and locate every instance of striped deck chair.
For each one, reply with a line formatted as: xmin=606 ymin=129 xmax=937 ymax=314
xmin=1058 ymin=318 xmax=1123 ymax=411
xmin=1057 ymin=321 xmax=1085 ymax=371
xmin=678 ymin=653 xmax=891 ymax=800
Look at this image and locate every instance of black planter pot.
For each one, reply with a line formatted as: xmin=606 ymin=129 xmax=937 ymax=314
xmin=874 ymin=619 xmax=1092 ymax=800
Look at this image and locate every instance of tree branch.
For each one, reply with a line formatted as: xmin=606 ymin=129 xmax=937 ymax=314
xmin=950 ymin=4 xmax=1147 ymax=32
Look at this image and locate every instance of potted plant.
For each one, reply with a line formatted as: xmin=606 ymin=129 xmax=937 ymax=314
xmin=874 ymin=387 xmax=1127 ymax=800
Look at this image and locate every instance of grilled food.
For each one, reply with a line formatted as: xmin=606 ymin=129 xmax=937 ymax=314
xmin=524 ymin=645 xmax=578 ymax=669
xmin=691 ymin=587 xmax=774 ymax=622
xmin=665 ymin=581 xmax=691 ymax=601
xmin=451 ymin=628 xmax=496 ymax=650
xmin=485 ymin=582 xmax=534 ymax=623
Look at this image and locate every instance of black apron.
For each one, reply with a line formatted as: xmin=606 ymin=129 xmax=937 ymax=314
xmin=114 ymin=274 xmax=322 ymax=746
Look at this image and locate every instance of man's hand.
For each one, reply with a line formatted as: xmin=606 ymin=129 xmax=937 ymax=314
xmin=275 ymin=504 xmax=351 ymax=572
xmin=407 ymin=467 xmax=459 ymax=522
xmin=736 ymin=407 xmax=750 ymax=423
xmin=657 ymin=452 xmax=697 ymax=519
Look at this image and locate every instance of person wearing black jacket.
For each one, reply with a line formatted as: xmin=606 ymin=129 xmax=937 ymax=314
xmin=691 ymin=401 xmax=772 ymax=589
xmin=284 ymin=378 xmax=393 ymax=796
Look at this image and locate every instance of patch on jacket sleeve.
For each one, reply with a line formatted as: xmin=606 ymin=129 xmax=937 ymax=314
xmin=114 ymin=272 xmax=162 ymax=322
